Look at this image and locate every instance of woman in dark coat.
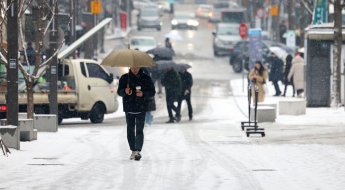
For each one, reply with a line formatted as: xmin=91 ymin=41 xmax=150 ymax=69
xmin=282 ymin=54 xmax=295 ymax=97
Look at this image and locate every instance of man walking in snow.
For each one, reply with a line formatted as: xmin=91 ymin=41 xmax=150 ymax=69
xmin=117 ymin=67 xmax=156 ymax=161
xmin=176 ymin=68 xmax=193 ymax=121
xmin=161 ymin=66 xmax=182 ymax=123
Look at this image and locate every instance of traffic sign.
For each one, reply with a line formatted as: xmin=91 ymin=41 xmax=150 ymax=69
xmin=256 ymin=8 xmax=264 ymax=18
xmin=90 ymin=0 xmax=102 ymax=14
xmin=239 ymin=23 xmax=248 ymax=39
xmin=270 ymin=5 xmax=278 ymax=16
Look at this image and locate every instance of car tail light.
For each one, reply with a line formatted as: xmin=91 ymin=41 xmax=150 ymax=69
xmin=0 ymin=105 xmax=7 ymax=111
xmin=198 ymin=8 xmax=202 ymax=13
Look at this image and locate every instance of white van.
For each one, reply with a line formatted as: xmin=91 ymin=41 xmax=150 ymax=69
xmin=0 ymin=58 xmax=119 ymax=124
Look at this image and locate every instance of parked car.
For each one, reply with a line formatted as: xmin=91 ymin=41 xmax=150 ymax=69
xmin=229 ymin=40 xmax=294 ymax=73
xmin=171 ymin=12 xmax=199 ymax=30
xmin=195 ymin=4 xmax=213 ymax=18
xmin=129 ymin=36 xmax=157 ymax=52
xmin=137 ymin=6 xmax=162 ymax=31
xmin=212 ymin=23 xmax=242 ymax=56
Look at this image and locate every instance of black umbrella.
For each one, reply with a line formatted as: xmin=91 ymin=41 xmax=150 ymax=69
xmin=146 ymin=47 xmax=175 ymax=58
xmin=176 ymin=63 xmax=192 ymax=71
xmin=149 ymin=60 xmax=178 ymax=72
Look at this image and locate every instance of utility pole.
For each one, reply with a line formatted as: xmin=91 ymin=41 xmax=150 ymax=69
xmin=48 ymin=0 xmax=58 ymax=117
xmin=271 ymin=0 xmax=279 ymax=42
xmin=70 ymin=0 xmax=76 ymax=58
xmin=6 ymin=0 xmax=18 ymax=126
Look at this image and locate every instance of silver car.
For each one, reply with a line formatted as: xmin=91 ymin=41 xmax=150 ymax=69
xmin=212 ymin=23 xmax=242 ymax=56
xmin=137 ymin=7 xmax=162 ymax=31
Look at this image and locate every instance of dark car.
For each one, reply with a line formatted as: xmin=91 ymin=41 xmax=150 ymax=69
xmin=229 ymin=40 xmax=293 ymax=73
xmin=137 ymin=6 xmax=162 ymax=31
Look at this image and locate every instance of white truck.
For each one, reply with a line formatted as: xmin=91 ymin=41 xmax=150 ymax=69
xmin=0 ymin=58 xmax=119 ymax=124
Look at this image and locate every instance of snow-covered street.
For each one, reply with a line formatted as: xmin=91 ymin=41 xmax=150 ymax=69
xmin=2 ymin=3 xmax=345 ymax=189
xmin=1 ymin=77 xmax=345 ymax=190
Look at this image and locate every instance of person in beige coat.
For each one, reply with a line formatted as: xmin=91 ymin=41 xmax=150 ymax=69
xmin=248 ymin=61 xmax=268 ymax=102
xmin=288 ymin=54 xmax=305 ymax=98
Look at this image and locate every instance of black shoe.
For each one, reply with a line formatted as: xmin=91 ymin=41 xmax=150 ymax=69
xmin=134 ymin=151 xmax=141 ymax=161
xmin=281 ymin=94 xmax=286 ymax=97
xmin=175 ymin=115 xmax=181 ymax=122
xmin=189 ymin=116 xmax=193 ymax=121
xmin=166 ymin=119 xmax=175 ymax=123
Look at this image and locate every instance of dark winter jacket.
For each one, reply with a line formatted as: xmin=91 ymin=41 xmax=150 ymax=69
xmin=161 ymin=69 xmax=182 ymax=96
xmin=141 ymin=67 xmax=156 ymax=111
xmin=165 ymin=41 xmax=172 ymax=49
xmin=179 ymin=71 xmax=193 ymax=93
xmin=284 ymin=54 xmax=293 ymax=85
xmin=117 ymin=69 xmax=156 ymax=112
xmin=269 ymin=56 xmax=284 ymax=82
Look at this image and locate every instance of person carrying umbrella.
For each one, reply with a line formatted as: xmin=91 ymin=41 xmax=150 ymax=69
xmin=117 ymin=67 xmax=156 ymax=161
xmin=161 ymin=66 xmax=182 ymax=123
xmin=102 ymin=45 xmax=156 ymax=161
xmin=176 ymin=65 xmax=193 ymax=121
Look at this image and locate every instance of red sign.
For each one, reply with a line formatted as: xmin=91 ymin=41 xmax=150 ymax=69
xmin=120 ymin=12 xmax=127 ymax=30
xmin=256 ymin=8 xmax=264 ymax=18
xmin=239 ymin=23 xmax=248 ymax=39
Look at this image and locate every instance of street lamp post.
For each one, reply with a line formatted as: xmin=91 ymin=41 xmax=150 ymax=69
xmin=48 ymin=0 xmax=58 ymax=118
xmin=6 ymin=0 xmax=18 ymax=126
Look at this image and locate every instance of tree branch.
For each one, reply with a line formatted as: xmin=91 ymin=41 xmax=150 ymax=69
xmin=18 ymin=0 xmax=34 ymax=18
xmin=298 ymin=0 xmax=314 ymax=15
xmin=39 ymin=39 xmax=65 ymax=69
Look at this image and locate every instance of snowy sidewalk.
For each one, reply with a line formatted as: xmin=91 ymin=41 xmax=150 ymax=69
xmin=230 ymin=78 xmax=345 ymax=126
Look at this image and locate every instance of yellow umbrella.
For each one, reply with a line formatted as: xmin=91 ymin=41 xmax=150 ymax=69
xmin=101 ymin=44 xmax=156 ymax=95
xmin=101 ymin=44 xmax=156 ymax=67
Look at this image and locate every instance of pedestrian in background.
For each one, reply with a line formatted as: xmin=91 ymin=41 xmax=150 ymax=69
xmin=165 ymin=38 xmax=173 ymax=50
xmin=248 ymin=61 xmax=268 ymax=102
xmin=161 ymin=67 xmax=182 ymax=123
xmin=288 ymin=50 xmax=305 ymax=98
xmin=117 ymin=67 xmax=156 ymax=161
xmin=279 ymin=20 xmax=287 ymax=44
xmin=141 ymin=67 xmax=156 ymax=126
xmin=168 ymin=0 xmax=174 ymax=14
xmin=177 ymin=67 xmax=193 ymax=121
xmin=26 ymin=41 xmax=35 ymax=65
xmin=269 ymin=52 xmax=284 ymax=96
xmin=282 ymin=54 xmax=295 ymax=97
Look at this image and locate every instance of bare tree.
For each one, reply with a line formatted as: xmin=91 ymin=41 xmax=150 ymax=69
xmin=329 ymin=0 xmax=345 ymax=108
xmin=0 ymin=0 xmax=65 ymax=119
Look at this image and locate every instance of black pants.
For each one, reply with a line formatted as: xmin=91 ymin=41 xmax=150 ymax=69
xmin=272 ymin=80 xmax=281 ymax=95
xmin=283 ymin=83 xmax=295 ymax=96
xmin=177 ymin=93 xmax=193 ymax=118
xmin=126 ymin=112 xmax=145 ymax=151
xmin=166 ymin=93 xmax=179 ymax=120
